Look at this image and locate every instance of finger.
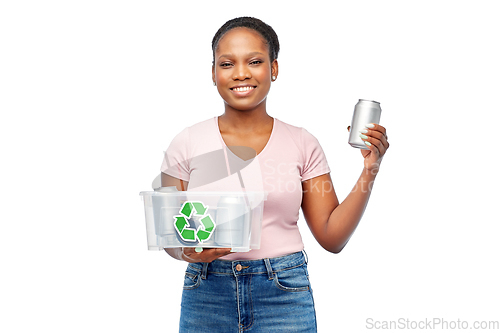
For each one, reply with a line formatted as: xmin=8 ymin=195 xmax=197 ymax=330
xmin=362 ymin=138 xmax=381 ymax=157
xmin=183 ymin=247 xmax=195 ymax=256
xmin=200 ymin=248 xmax=232 ymax=263
xmin=361 ymin=129 xmax=387 ymax=147
xmin=193 ymin=247 xmax=231 ymax=256
xmin=181 ymin=247 xmax=197 ymax=262
xmin=185 ymin=247 xmax=232 ymax=263
xmin=361 ymin=126 xmax=389 ymax=150
xmin=212 ymin=247 xmax=232 ymax=256
xmin=347 ymin=125 xmax=351 ymax=132
xmin=363 ymin=134 xmax=388 ymax=158
xmin=365 ymin=123 xmax=387 ymax=138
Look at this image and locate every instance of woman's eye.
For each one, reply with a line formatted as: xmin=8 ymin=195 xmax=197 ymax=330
xmin=220 ymin=63 xmax=232 ymax=67
xmin=250 ymin=60 xmax=262 ymax=65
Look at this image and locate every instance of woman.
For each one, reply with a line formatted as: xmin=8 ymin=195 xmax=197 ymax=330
xmin=161 ymin=17 xmax=389 ymax=332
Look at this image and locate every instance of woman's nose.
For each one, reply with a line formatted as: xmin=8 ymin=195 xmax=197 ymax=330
xmin=232 ymin=64 xmax=251 ymax=80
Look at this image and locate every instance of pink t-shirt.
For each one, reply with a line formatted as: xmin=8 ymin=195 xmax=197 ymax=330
xmin=161 ymin=117 xmax=330 ymax=260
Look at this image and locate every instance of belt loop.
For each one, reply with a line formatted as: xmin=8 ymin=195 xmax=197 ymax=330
xmin=264 ymin=258 xmax=273 ymax=280
xmin=201 ymin=262 xmax=209 ymax=280
xmin=302 ymin=250 xmax=309 ymax=264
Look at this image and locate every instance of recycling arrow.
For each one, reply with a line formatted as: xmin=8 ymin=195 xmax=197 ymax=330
xmin=174 ymin=201 xmax=216 ymax=243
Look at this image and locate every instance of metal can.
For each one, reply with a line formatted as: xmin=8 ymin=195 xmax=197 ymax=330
xmin=152 ymin=187 xmax=179 ymax=247
xmin=348 ymin=99 xmax=382 ymax=150
xmin=215 ymin=195 xmax=248 ymax=248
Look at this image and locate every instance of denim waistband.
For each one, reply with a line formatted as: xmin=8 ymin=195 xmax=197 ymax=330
xmin=188 ymin=251 xmax=307 ymax=280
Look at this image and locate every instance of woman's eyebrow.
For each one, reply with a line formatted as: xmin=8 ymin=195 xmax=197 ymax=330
xmin=218 ymin=52 xmax=264 ymax=60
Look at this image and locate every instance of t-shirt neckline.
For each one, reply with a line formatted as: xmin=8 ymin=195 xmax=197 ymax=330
xmin=214 ymin=116 xmax=276 ymax=157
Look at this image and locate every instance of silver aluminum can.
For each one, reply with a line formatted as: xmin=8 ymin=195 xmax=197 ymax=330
xmin=152 ymin=187 xmax=180 ymax=247
xmin=348 ymin=99 xmax=382 ymax=150
xmin=215 ymin=195 xmax=247 ymax=248
xmin=152 ymin=187 xmax=178 ymax=237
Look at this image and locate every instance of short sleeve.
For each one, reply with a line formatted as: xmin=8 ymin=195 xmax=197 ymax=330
xmin=300 ymin=128 xmax=330 ymax=181
xmin=160 ymin=127 xmax=190 ymax=181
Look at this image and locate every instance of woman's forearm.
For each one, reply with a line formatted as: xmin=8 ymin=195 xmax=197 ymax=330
xmin=165 ymin=247 xmax=184 ymax=261
xmin=326 ymin=167 xmax=378 ymax=253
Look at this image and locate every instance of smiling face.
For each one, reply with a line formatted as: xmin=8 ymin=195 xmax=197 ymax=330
xmin=212 ymin=27 xmax=278 ymax=113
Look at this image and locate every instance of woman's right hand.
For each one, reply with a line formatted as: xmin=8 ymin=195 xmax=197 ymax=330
xmin=180 ymin=247 xmax=232 ymax=263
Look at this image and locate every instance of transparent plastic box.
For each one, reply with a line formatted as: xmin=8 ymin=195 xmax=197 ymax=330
xmin=139 ymin=188 xmax=267 ymax=252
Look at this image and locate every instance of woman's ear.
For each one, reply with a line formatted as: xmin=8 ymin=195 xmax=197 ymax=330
xmin=212 ymin=65 xmax=216 ymax=85
xmin=271 ymin=59 xmax=279 ymax=81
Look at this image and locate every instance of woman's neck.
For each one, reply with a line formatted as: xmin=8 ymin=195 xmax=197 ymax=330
xmin=219 ymin=105 xmax=272 ymax=133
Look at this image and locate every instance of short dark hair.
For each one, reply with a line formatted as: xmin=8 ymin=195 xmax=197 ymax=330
xmin=212 ymin=17 xmax=280 ymax=64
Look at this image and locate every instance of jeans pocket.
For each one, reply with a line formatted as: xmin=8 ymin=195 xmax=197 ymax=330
xmin=183 ymin=265 xmax=202 ymax=290
xmin=273 ymin=265 xmax=310 ymax=292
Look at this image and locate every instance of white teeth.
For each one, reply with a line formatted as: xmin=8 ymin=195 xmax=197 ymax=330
xmin=233 ymin=86 xmax=254 ymax=92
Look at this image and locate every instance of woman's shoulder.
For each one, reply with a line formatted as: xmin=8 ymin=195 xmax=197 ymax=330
xmin=183 ymin=117 xmax=217 ymax=132
xmin=274 ymin=118 xmax=318 ymax=142
xmin=170 ymin=117 xmax=217 ymax=140
xmin=166 ymin=117 xmax=217 ymax=147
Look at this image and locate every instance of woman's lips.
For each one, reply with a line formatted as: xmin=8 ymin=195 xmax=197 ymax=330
xmin=230 ymin=86 xmax=256 ymax=97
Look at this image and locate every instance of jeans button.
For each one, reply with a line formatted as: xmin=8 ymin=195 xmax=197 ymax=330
xmin=235 ymin=264 xmax=242 ymax=271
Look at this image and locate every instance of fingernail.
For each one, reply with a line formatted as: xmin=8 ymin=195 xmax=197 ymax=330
xmin=359 ymin=129 xmax=368 ymax=134
xmin=365 ymin=123 xmax=375 ymax=128
xmin=195 ymin=247 xmax=203 ymax=253
xmin=359 ymin=133 xmax=368 ymax=139
xmin=364 ymin=141 xmax=372 ymax=146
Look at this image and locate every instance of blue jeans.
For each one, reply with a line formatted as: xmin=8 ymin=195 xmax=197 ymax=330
xmin=179 ymin=251 xmax=317 ymax=332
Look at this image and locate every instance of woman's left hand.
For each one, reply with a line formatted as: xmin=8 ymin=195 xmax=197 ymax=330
xmin=350 ymin=124 xmax=390 ymax=172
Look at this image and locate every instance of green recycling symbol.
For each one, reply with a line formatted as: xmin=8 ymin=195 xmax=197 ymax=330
xmin=174 ymin=201 xmax=216 ymax=243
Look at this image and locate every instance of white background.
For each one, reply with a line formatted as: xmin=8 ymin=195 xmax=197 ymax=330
xmin=1 ymin=0 xmax=499 ymax=332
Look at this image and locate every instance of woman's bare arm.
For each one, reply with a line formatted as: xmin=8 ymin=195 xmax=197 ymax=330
xmin=301 ymin=124 xmax=389 ymax=253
